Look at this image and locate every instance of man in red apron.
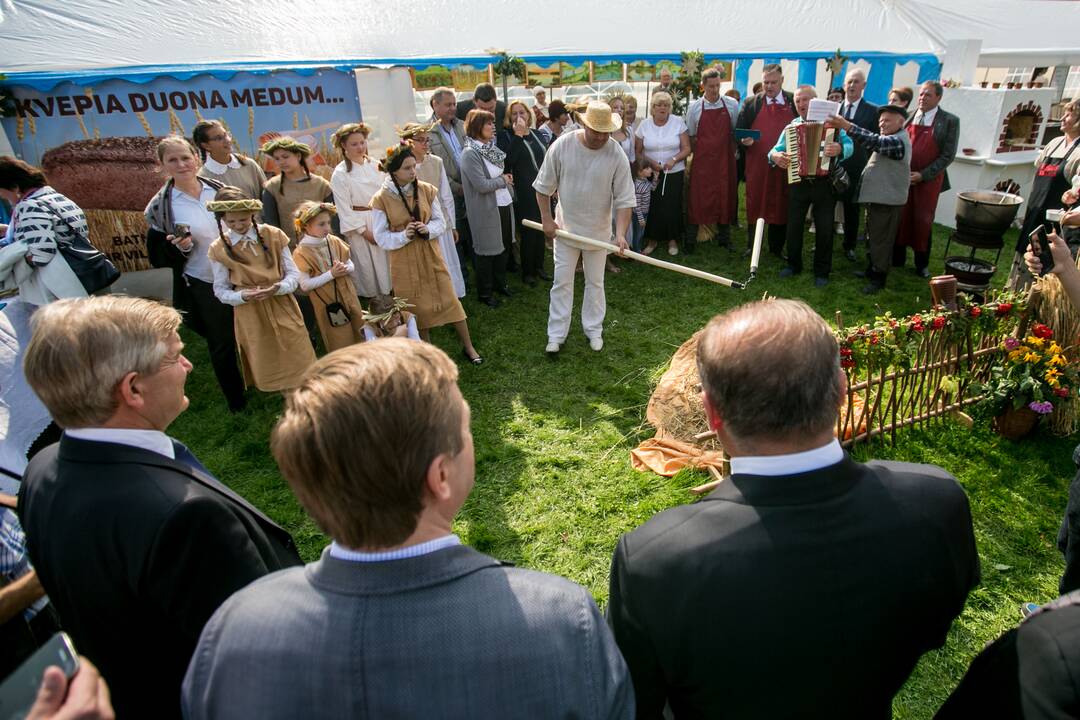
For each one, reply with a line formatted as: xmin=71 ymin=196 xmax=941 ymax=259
xmin=736 ymin=64 xmax=797 ymax=257
xmin=896 ymin=81 xmax=959 ymax=277
xmin=686 ymin=67 xmax=739 ymax=253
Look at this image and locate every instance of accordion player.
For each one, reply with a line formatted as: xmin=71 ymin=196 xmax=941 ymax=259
xmin=783 ymin=122 xmax=838 ymax=184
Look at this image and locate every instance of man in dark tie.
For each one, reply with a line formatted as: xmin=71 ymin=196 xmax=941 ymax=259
xmin=897 ymin=81 xmax=960 ymax=277
xmin=607 ymin=298 xmax=980 ymax=719
xmin=17 ymin=296 xmax=302 ymax=719
xmin=837 ymin=68 xmax=879 ymax=262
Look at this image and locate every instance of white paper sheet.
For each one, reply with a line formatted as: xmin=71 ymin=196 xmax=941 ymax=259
xmin=806 ymin=99 xmax=841 ymax=123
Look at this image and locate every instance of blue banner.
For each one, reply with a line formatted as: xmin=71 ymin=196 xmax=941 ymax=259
xmin=1 ymin=69 xmax=361 ymax=167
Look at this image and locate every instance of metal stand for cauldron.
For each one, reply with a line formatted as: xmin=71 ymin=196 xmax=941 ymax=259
xmin=943 ymin=191 xmax=1024 ymax=298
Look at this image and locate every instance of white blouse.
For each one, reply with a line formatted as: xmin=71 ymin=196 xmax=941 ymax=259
xmin=296 ymin=234 xmax=355 ymax=292
xmin=330 ymin=159 xmax=385 ymax=234
xmin=370 ymin=180 xmax=447 ymax=251
xmin=210 ymin=227 xmax=300 ymax=306
xmin=635 ymin=115 xmax=688 ymax=173
xmin=170 ymin=184 xmax=221 ymax=284
xmin=482 ymin=156 xmax=513 ymax=207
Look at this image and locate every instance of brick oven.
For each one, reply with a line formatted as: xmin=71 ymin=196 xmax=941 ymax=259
xmin=996 ymin=101 xmax=1044 ymax=153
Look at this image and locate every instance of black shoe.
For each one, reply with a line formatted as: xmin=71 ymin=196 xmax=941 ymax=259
xmin=861 ymin=283 xmax=884 ymax=295
xmin=853 ymin=270 xmax=868 ymax=279
xmin=496 ymin=286 xmax=514 ymax=297
xmin=845 ymin=249 xmax=857 ymax=262
xmin=916 ymin=267 xmax=930 ymax=278
xmin=524 ymin=276 xmax=538 ymax=287
xmin=814 ymin=277 xmax=829 ymax=288
xmin=538 ymin=269 xmax=552 ymax=281
xmin=480 ymin=296 xmax=501 ymax=308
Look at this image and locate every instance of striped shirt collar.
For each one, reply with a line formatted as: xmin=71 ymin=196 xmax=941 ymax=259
xmin=329 ymin=534 xmax=462 ymax=563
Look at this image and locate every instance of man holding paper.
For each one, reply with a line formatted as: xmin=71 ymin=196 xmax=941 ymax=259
xmin=736 ymin=64 xmax=797 ymax=259
xmin=769 ymin=86 xmax=852 ymax=287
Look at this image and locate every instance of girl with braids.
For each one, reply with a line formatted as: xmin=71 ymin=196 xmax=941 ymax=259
xmin=292 ymin=201 xmax=366 ymax=351
xmin=206 ymin=186 xmax=315 ymax=391
xmin=370 ymin=143 xmax=484 ymax=364
xmin=259 ymin=137 xmax=333 ymax=247
xmin=193 ymin=120 xmax=266 ymax=200
xmin=329 ymin=122 xmax=392 ymax=298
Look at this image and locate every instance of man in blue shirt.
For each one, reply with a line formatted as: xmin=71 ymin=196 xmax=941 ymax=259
xmin=769 ymin=85 xmax=853 ymax=287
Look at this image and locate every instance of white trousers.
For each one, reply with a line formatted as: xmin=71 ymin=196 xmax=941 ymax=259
xmin=345 ymin=228 xmax=392 ymax=297
xmin=547 ymin=239 xmax=607 ymax=343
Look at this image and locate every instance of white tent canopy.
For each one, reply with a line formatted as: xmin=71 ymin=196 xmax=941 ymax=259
xmin=2 ymin=0 xmax=1077 ymax=83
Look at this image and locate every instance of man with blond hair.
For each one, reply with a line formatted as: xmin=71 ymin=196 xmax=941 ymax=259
xmin=183 ymin=339 xmax=633 ymax=718
xmin=17 ymin=296 xmax=301 ymax=720
xmin=607 ymin=299 xmax=979 ymax=718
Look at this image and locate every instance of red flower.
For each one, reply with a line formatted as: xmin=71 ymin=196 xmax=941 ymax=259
xmin=839 ymin=347 xmax=853 ymax=357
xmin=996 ymin=303 xmax=1013 ymax=316
xmin=869 ymin=335 xmax=880 ymax=345
xmin=889 ymin=319 xmax=898 ymax=328
xmin=932 ymin=316 xmax=946 ymax=330
xmin=1055 ymin=387 xmax=1070 ymax=398
xmin=912 ymin=322 xmax=925 ymax=333
xmin=1033 ymin=323 xmax=1053 ymax=339
xmin=970 ymin=306 xmax=982 ymax=318
xmin=911 ymin=314 xmax=922 ymax=324
xmin=841 ymin=359 xmax=856 ymax=369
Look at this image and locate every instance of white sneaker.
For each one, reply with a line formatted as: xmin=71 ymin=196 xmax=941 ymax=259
xmin=589 ymin=337 xmax=603 ymax=351
xmin=545 ymin=341 xmax=561 ymax=355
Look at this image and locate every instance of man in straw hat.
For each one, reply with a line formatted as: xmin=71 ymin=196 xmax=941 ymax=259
xmin=534 ymin=101 xmax=635 ymax=355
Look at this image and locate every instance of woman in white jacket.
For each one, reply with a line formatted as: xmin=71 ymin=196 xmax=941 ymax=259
xmin=329 ymin=123 xmax=392 ymax=299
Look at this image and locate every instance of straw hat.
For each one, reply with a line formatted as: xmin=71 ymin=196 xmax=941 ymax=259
xmin=577 ymin=101 xmax=622 ymax=133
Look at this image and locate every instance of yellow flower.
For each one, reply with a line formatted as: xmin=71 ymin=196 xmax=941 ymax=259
xmin=1024 ymin=352 xmax=1041 ymax=363
xmin=1026 ymin=336 xmax=1045 ymax=348
xmin=1049 ymin=342 xmax=1063 ymax=354
xmin=1009 ymin=349 xmax=1025 ymax=361
xmin=1050 ymin=354 xmax=1068 ymax=367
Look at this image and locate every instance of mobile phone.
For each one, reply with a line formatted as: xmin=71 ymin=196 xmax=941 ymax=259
xmin=1029 ymin=225 xmax=1055 ymax=275
xmin=0 ymin=632 xmax=79 ymax=719
xmin=173 ymin=223 xmax=191 ymax=238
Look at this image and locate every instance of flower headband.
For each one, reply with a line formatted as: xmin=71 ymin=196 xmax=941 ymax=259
xmin=378 ymin=142 xmax=412 ymax=173
xmin=332 ymin=122 xmax=372 ymax=149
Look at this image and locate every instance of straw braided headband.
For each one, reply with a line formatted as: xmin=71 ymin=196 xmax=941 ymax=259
xmin=362 ymin=296 xmax=414 ymax=324
xmin=396 ymin=120 xmax=437 ymax=141
xmin=293 ymin=202 xmax=337 ymax=233
xmin=260 ymin=137 xmax=312 ymax=156
xmin=205 ymin=198 xmax=263 ymax=213
xmin=331 ymin=122 xmax=372 ymax=148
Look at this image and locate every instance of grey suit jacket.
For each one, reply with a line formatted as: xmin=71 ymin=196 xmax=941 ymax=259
xmin=183 ymin=544 xmax=634 ymax=719
xmin=461 ymin=146 xmax=515 ymax=256
xmin=428 ymin=115 xmax=467 ymax=197
xmin=905 ymin=108 xmax=959 ymax=193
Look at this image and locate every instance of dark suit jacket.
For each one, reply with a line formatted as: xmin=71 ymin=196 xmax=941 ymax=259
xmin=735 ymin=90 xmax=798 ymax=131
xmin=18 ymin=436 xmax=302 ymax=719
xmin=840 ymin=98 xmax=880 ymax=199
xmin=427 ymin=114 xmax=468 ymax=204
xmin=608 ymin=455 xmax=979 ymax=719
xmin=905 ymin=108 xmax=960 ymax=193
xmin=936 ymin=591 xmax=1080 ymax=719
xmin=456 ymin=98 xmax=507 ymax=129
xmin=183 ymin=545 xmax=634 ymax=718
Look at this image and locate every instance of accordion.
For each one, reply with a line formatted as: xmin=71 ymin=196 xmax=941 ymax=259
xmin=784 ymin=122 xmax=837 ymax=184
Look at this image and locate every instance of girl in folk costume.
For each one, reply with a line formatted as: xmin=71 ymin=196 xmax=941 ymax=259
xmin=370 ymin=143 xmax=484 ymax=364
xmin=206 ymin=186 xmax=316 ymax=391
xmin=192 ymin=120 xmax=267 ymax=200
xmin=398 ymin=121 xmax=466 ymax=298
xmin=329 ymin=123 xmax=393 ymax=298
xmin=361 ymin=294 xmax=420 ymax=342
xmin=292 ymin=201 xmax=367 ymax=351
xmin=259 ymin=137 xmax=334 ymax=247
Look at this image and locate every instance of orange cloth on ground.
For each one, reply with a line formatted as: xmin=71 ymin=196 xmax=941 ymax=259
xmin=630 ymin=435 xmax=726 ymax=477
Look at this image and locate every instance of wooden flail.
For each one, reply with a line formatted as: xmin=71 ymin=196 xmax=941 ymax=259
xmin=785 ymin=122 xmax=836 ymax=184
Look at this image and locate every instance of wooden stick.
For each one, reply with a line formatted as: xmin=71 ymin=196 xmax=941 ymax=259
xmin=694 ymin=429 xmax=717 ymax=441
xmin=690 ymin=465 xmax=726 ymax=495
xmin=522 ymin=219 xmax=745 ymax=289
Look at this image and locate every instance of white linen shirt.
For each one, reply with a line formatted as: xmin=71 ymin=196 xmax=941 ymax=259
xmin=913 ymin=106 xmax=938 ymax=127
xmin=170 ymin=184 xmax=220 ymax=284
xmin=685 ymin=96 xmax=739 ymax=137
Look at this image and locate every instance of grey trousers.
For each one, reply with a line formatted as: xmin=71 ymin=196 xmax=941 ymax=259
xmin=865 ymin=203 xmax=904 ymax=278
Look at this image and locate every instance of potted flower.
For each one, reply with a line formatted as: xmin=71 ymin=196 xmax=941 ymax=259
xmin=978 ymin=323 xmax=1078 ymax=439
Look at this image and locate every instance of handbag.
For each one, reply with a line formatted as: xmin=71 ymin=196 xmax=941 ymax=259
xmin=42 ymin=198 xmax=120 ymax=294
xmin=829 ymin=159 xmax=851 ymax=197
xmin=312 ymin=240 xmax=350 ymax=327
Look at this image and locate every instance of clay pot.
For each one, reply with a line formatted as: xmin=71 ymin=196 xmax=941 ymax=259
xmin=993 ymin=405 xmax=1040 ymax=439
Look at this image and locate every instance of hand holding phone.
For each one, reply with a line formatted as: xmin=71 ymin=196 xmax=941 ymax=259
xmin=0 ymin=632 xmax=79 ymax=718
xmin=1029 ymin=225 xmax=1056 ymax=276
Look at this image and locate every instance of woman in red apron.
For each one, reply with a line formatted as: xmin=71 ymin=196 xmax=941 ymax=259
xmin=687 ymin=101 xmax=738 ymax=249
xmin=896 ymin=122 xmax=945 ymax=273
xmin=744 ymin=95 xmax=795 ymax=255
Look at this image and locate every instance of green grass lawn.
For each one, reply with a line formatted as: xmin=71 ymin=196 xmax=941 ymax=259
xmin=171 ymin=218 xmax=1075 ymax=719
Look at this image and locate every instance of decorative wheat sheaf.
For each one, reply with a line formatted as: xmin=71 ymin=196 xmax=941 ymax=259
xmin=835 ymin=290 xmax=1030 ymax=447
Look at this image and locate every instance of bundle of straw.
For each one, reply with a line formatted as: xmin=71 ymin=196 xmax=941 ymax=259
xmin=1034 ymin=260 xmax=1080 ymax=435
